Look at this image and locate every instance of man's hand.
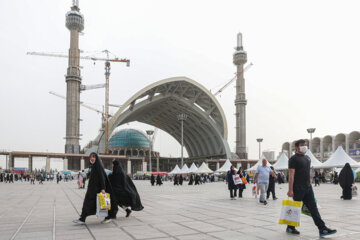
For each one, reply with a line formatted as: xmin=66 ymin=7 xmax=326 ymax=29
xmin=287 ymin=190 xmax=293 ymax=197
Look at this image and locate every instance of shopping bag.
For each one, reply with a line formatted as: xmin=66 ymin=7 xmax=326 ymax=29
xmin=241 ymin=177 xmax=248 ymax=184
xmin=252 ymin=184 xmax=258 ymax=197
xmin=352 ymin=184 xmax=358 ymax=196
xmin=279 ymin=200 xmax=302 ymax=227
xmin=232 ymin=174 xmax=243 ymax=185
xmin=301 ymin=198 xmax=320 ymax=217
xmin=96 ymin=192 xmax=111 ymax=217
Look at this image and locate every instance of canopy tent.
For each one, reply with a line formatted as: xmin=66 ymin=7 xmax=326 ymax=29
xmin=321 ymin=146 xmax=360 ymax=168
xmin=189 ymin=163 xmax=198 ymax=173
xmin=168 ymin=165 xmax=181 ymax=175
xmin=216 ymin=159 xmax=233 ymax=173
xmin=179 ymin=164 xmax=190 ymax=174
xmin=273 ymin=152 xmax=289 ymax=170
xmin=247 ymin=155 xmax=272 ymax=172
xmin=194 ymin=162 xmax=214 ymax=174
xmin=305 ymin=150 xmax=323 ymax=169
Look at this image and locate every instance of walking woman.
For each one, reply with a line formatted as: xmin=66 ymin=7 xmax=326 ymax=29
xmin=226 ymin=166 xmax=237 ymax=200
xmin=105 ymin=160 xmax=144 ymax=222
xmin=156 ymin=174 xmax=163 ymax=186
xmin=339 ymin=163 xmax=354 ymax=200
xmin=73 ymin=152 xmax=112 ymax=224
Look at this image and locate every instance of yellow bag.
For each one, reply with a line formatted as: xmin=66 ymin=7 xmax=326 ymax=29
xmin=97 ymin=193 xmax=111 ymax=210
xmin=279 ymin=200 xmax=302 ymax=227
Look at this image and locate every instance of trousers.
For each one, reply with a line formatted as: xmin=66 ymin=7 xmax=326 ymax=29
xmin=258 ymin=182 xmax=268 ymax=202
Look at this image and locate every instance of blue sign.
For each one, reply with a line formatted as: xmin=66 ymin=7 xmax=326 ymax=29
xmin=349 ymin=149 xmax=360 ymax=156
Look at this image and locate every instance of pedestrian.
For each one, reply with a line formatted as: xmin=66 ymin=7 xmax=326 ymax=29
xmin=179 ymin=175 xmax=183 ymax=185
xmin=266 ymin=166 xmax=278 ymax=200
xmin=56 ymin=173 xmax=60 ymax=184
xmin=150 ymin=174 xmax=155 ymax=186
xmin=254 ymin=159 xmax=277 ymax=205
xmin=286 ymin=139 xmax=336 ymax=237
xmin=78 ymin=172 xmax=83 ymax=188
xmin=30 ymin=174 xmax=35 ymax=184
xmin=194 ymin=174 xmax=200 ymax=185
xmin=237 ymin=167 xmax=246 ymax=198
xmin=339 ymin=163 xmax=354 ymax=200
xmin=73 ymin=152 xmax=113 ymax=225
xmin=174 ymin=175 xmax=179 ymax=186
xmin=333 ymin=171 xmax=338 ymax=184
xmin=188 ymin=174 xmax=194 ymax=185
xmin=105 ymin=160 xmax=144 ymax=223
xmin=82 ymin=170 xmax=87 ymax=188
xmin=314 ymin=170 xmax=320 ymax=186
xmin=156 ymin=174 xmax=163 ymax=186
xmin=226 ymin=166 xmax=238 ymax=200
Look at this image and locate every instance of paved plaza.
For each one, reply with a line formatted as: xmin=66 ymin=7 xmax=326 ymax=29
xmin=0 ymin=180 xmax=359 ymax=240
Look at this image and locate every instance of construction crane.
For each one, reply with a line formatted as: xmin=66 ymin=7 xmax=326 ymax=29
xmin=214 ymin=62 xmax=253 ymax=96
xmin=27 ymin=49 xmax=130 ymax=154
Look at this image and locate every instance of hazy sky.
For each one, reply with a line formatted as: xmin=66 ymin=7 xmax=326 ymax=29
xmin=1 ymin=0 xmax=360 ymax=169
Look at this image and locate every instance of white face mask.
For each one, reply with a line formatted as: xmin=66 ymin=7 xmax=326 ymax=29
xmin=299 ymin=146 xmax=308 ymax=153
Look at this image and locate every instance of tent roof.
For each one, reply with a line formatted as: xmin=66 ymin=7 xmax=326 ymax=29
xmin=273 ymin=152 xmax=289 ymax=170
xmin=247 ymin=156 xmax=272 ymax=172
xmin=321 ymin=146 xmax=360 ymax=168
xmin=169 ymin=165 xmax=181 ymax=175
xmin=194 ymin=162 xmax=213 ymax=174
xmin=305 ymin=150 xmax=323 ymax=168
xmin=179 ymin=164 xmax=190 ymax=174
xmin=216 ymin=159 xmax=233 ymax=172
xmin=189 ymin=163 xmax=198 ymax=173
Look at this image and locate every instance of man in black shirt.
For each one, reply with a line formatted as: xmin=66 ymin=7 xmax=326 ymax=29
xmin=287 ymin=139 xmax=336 ymax=237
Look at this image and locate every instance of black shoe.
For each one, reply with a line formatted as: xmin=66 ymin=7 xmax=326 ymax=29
xmin=273 ymin=197 xmax=278 ymax=200
xmin=264 ymin=201 xmax=267 ymax=205
xmin=286 ymin=226 xmax=300 ymax=235
xmin=319 ymin=227 xmax=337 ymax=237
xmin=126 ymin=208 xmax=132 ymax=218
xmin=259 ymin=200 xmax=264 ymax=203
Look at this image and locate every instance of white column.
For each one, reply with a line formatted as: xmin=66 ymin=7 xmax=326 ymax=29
xmin=156 ymin=157 xmax=159 ymax=172
xmin=28 ymin=156 xmax=33 ymax=172
xmin=345 ymin=134 xmax=350 ymax=154
xmin=142 ymin=158 xmax=147 ymax=172
xmin=46 ymin=157 xmax=51 ymax=173
xmin=80 ymin=158 xmax=85 ymax=170
xmin=320 ymin=138 xmax=324 ymax=162
xmin=127 ymin=159 xmax=131 ymax=175
xmin=236 ymin=163 xmax=241 ymax=169
xmin=63 ymin=158 xmax=68 ymax=171
xmin=332 ymin=137 xmax=336 ymax=152
xmin=216 ymin=161 xmax=220 ymax=170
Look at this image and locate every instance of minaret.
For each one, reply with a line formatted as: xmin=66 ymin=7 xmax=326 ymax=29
xmin=233 ymin=33 xmax=248 ymax=159
xmin=64 ymin=0 xmax=84 ymax=153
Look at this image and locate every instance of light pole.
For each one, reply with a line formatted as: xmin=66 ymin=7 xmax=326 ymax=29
xmin=177 ymin=113 xmax=188 ymax=168
xmin=256 ymin=138 xmax=263 ymax=159
xmin=146 ymin=130 xmax=154 ymax=172
xmin=307 ymin=128 xmax=316 ymax=152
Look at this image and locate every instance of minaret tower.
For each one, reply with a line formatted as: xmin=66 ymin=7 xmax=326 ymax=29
xmin=65 ymin=0 xmax=84 ymax=153
xmin=233 ymin=33 xmax=248 ymax=159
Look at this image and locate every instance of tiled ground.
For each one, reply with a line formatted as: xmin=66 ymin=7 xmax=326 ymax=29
xmin=0 ymin=180 xmax=359 ymax=240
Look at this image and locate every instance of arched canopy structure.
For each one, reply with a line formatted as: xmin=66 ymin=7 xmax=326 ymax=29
xmin=312 ymin=137 xmax=321 ymax=153
xmin=349 ymin=131 xmax=360 ymax=150
xmin=335 ymin=133 xmax=346 ymax=149
xmin=86 ymin=77 xmax=231 ymax=159
xmin=323 ymin=135 xmax=333 ymax=152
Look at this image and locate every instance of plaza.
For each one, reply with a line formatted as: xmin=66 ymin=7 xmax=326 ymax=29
xmin=0 ymin=180 xmax=359 ymax=240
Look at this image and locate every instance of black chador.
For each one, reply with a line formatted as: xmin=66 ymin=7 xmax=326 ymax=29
xmin=194 ymin=175 xmax=200 ymax=185
xmin=107 ymin=160 xmax=144 ymax=219
xmin=76 ymin=152 xmax=113 ymax=223
xmin=150 ymin=174 xmax=155 ymax=186
xmin=179 ymin=175 xmax=183 ymax=185
xmin=188 ymin=175 xmax=194 ymax=185
xmin=173 ymin=175 xmax=179 ymax=185
xmin=339 ymin=163 xmax=354 ymax=200
xmin=156 ymin=175 xmax=163 ymax=186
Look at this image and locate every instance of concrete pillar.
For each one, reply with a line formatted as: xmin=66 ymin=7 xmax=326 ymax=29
xmin=63 ymin=158 xmax=68 ymax=171
xmin=332 ymin=137 xmax=336 ymax=152
xmin=127 ymin=159 xmax=131 ymax=175
xmin=46 ymin=157 xmax=51 ymax=173
xmin=80 ymin=158 xmax=85 ymax=170
xmin=28 ymin=156 xmax=33 ymax=172
xmin=216 ymin=161 xmax=220 ymax=170
xmin=236 ymin=163 xmax=241 ymax=169
xmin=8 ymin=153 xmax=13 ymax=169
xmin=156 ymin=157 xmax=159 ymax=172
xmin=345 ymin=134 xmax=350 ymax=154
xmin=142 ymin=158 xmax=147 ymax=172
xmin=320 ymin=138 xmax=324 ymax=162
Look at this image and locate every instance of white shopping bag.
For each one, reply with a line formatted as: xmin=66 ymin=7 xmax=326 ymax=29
xmin=232 ymin=174 xmax=243 ymax=185
xmin=352 ymin=184 xmax=358 ymax=196
xmin=96 ymin=193 xmax=111 ymax=217
xmin=279 ymin=200 xmax=302 ymax=227
xmin=252 ymin=184 xmax=259 ymax=198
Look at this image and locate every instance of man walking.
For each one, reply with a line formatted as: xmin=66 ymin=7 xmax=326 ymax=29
xmin=266 ymin=166 xmax=278 ymax=200
xmin=286 ymin=139 xmax=336 ymax=237
xmin=254 ymin=158 xmax=277 ymax=205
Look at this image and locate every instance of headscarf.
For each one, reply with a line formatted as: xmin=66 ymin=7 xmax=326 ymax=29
xmin=339 ymin=163 xmax=354 ymax=188
xmin=112 ymin=159 xmax=124 ymax=176
xmin=89 ymin=152 xmax=106 ymax=177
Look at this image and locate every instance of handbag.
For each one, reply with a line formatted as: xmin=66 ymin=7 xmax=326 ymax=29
xmin=279 ymin=199 xmax=302 ymax=227
xmin=241 ymin=177 xmax=248 ymax=184
xmin=232 ymin=174 xmax=243 ymax=185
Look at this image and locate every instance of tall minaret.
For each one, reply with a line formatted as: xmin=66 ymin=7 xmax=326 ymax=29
xmin=233 ymin=33 xmax=248 ymax=159
xmin=64 ymin=0 xmax=84 ymax=153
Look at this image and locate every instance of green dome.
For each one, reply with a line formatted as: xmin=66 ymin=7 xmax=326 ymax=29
xmin=109 ymin=129 xmax=150 ymax=148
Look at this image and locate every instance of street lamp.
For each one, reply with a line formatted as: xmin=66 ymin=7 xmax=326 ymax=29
xmin=256 ymin=138 xmax=263 ymax=159
xmin=177 ymin=113 xmax=188 ymax=168
xmin=307 ymin=128 xmax=316 ymax=152
xmin=146 ymin=130 xmax=154 ymax=172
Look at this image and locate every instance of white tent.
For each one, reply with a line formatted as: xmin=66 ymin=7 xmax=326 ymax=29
xmin=189 ymin=163 xmax=198 ymax=173
xmin=273 ymin=152 xmax=289 ymax=170
xmin=179 ymin=164 xmax=190 ymax=174
xmin=321 ymin=146 xmax=360 ymax=168
xmin=194 ymin=162 xmax=214 ymax=174
xmin=247 ymin=155 xmax=272 ymax=172
xmin=305 ymin=150 xmax=323 ymax=169
xmin=216 ymin=159 xmax=233 ymax=173
xmin=168 ymin=165 xmax=181 ymax=175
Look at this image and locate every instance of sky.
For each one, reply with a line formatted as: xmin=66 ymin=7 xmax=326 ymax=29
xmin=1 ymin=0 xmax=360 ymax=169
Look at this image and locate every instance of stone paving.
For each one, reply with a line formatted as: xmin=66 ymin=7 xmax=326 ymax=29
xmin=0 ymin=180 xmax=359 ymax=240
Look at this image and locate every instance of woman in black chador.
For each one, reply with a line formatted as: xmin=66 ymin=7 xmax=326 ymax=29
xmin=73 ymin=152 xmax=113 ymax=224
xmin=194 ymin=175 xmax=200 ymax=185
xmin=226 ymin=166 xmax=237 ymax=200
xmin=179 ymin=175 xmax=183 ymax=185
xmin=188 ymin=174 xmax=194 ymax=185
xmin=106 ymin=160 xmax=144 ymax=221
xmin=156 ymin=175 xmax=163 ymax=186
xmin=150 ymin=174 xmax=155 ymax=186
xmin=174 ymin=175 xmax=179 ymax=185
xmin=339 ymin=163 xmax=354 ymax=200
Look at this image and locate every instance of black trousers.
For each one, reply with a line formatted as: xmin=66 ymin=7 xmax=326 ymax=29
xmin=288 ymin=185 xmax=325 ymax=230
xmin=229 ymin=189 xmax=237 ymax=198
xmin=267 ymin=182 xmax=276 ymax=198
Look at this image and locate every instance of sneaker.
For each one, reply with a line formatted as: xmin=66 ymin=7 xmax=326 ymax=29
xmin=126 ymin=208 xmax=132 ymax=218
xmin=259 ymin=200 xmax=264 ymax=203
xmin=319 ymin=227 xmax=337 ymax=237
xmin=273 ymin=197 xmax=278 ymax=200
xmin=264 ymin=201 xmax=268 ymax=205
xmin=286 ymin=226 xmax=300 ymax=235
xmin=101 ymin=218 xmax=112 ymax=224
xmin=72 ymin=219 xmax=85 ymax=225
